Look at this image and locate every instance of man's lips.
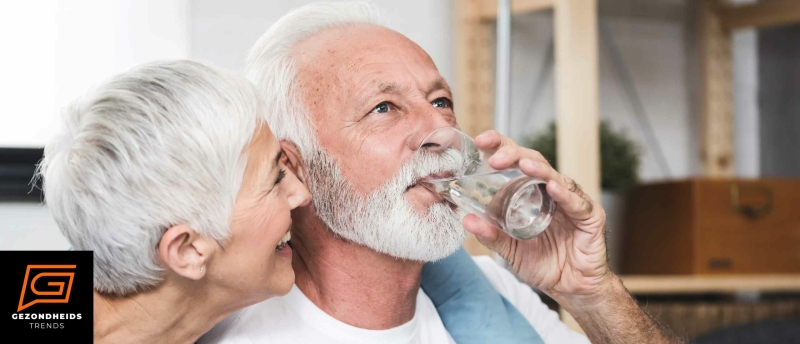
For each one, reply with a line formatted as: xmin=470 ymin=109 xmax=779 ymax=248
xmin=407 ymin=171 xmax=454 ymax=190
xmin=404 ymin=172 xmax=454 ymax=205
xmin=406 ymin=184 xmax=444 ymax=203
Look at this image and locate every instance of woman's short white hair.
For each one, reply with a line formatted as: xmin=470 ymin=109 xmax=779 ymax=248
xmin=38 ymin=60 xmax=263 ymax=296
xmin=245 ymin=1 xmax=386 ymax=158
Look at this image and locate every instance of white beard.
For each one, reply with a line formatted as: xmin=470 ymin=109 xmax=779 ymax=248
xmin=305 ymin=148 xmax=467 ymax=262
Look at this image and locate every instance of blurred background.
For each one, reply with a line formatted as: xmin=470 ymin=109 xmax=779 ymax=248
xmin=1 ymin=0 xmax=798 ymax=341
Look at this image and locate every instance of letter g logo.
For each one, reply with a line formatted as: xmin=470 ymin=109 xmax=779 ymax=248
xmin=17 ymin=265 xmax=76 ymax=312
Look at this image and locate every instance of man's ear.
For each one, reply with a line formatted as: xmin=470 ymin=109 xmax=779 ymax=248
xmin=279 ymin=140 xmax=307 ymax=184
xmin=157 ymin=224 xmax=215 ymax=281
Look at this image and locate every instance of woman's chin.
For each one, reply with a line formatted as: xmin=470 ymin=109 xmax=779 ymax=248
xmin=269 ymin=245 xmax=295 ymax=295
xmin=272 ymin=268 xmax=296 ymax=296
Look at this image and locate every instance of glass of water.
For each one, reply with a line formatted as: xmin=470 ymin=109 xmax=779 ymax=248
xmin=419 ymin=127 xmax=556 ymax=240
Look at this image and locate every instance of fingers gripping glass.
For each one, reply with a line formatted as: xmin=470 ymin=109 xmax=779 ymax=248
xmin=419 ymin=127 xmax=556 ymax=240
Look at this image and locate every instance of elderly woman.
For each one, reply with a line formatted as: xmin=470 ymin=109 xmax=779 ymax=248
xmin=38 ymin=60 xmax=310 ymax=343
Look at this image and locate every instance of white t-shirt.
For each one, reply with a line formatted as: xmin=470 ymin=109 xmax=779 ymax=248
xmin=199 ymin=257 xmax=590 ymax=344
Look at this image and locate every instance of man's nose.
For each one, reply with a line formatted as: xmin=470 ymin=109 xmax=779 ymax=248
xmin=407 ymin=108 xmax=458 ymax=151
xmin=414 ymin=127 xmax=461 ymax=154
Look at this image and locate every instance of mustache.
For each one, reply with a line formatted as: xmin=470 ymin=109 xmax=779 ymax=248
xmin=389 ymin=148 xmax=467 ymax=191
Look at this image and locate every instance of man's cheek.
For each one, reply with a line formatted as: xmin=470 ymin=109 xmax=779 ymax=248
xmin=340 ymin=162 xmax=390 ymax=194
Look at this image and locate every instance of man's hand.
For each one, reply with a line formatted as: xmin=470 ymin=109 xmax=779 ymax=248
xmin=464 ymin=130 xmax=680 ymax=343
xmin=464 ymin=130 xmax=610 ymax=306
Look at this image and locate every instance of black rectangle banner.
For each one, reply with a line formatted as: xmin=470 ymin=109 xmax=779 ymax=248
xmin=0 ymin=251 xmax=92 ymax=341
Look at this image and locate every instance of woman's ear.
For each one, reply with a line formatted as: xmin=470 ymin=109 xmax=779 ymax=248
xmin=279 ymin=140 xmax=306 ymax=184
xmin=157 ymin=224 xmax=215 ymax=280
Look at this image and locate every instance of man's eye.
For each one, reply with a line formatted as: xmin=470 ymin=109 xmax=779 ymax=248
xmin=432 ymin=98 xmax=452 ymax=108
xmin=371 ymin=102 xmax=392 ymax=114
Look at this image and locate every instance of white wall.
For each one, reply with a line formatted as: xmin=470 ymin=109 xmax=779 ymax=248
xmin=600 ymin=17 xmax=694 ymax=181
xmin=0 ymin=3 xmax=57 ymax=148
xmin=0 ymin=0 xmax=191 ymax=249
xmin=0 ymin=0 xmax=191 ymax=148
xmin=732 ymin=0 xmax=760 ymax=178
xmin=0 ymin=205 xmax=66 ymax=250
xmin=190 ymin=0 xmax=454 ymax=83
xmin=733 ymin=29 xmax=760 ymax=178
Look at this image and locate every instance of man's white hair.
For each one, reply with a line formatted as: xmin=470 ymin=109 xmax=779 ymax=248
xmin=245 ymin=1 xmax=386 ymax=158
xmin=38 ymin=60 xmax=262 ymax=296
xmin=246 ymin=2 xmax=466 ymax=261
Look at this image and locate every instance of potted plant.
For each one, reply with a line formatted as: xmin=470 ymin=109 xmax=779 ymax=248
xmin=522 ymin=120 xmax=641 ymax=273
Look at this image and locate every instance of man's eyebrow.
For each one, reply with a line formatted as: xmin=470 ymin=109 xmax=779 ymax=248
xmin=428 ymin=78 xmax=450 ymax=94
xmin=356 ymin=79 xmax=451 ymax=111
xmin=379 ymin=82 xmax=401 ymax=94
xmin=356 ymin=82 xmax=402 ymax=110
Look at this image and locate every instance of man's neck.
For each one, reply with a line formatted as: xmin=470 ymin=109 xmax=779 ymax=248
xmin=291 ymin=212 xmax=424 ymax=330
xmin=93 ymin=280 xmax=238 ymax=344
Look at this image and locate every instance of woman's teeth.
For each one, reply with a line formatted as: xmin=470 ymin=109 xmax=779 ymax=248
xmin=276 ymin=231 xmax=291 ymax=250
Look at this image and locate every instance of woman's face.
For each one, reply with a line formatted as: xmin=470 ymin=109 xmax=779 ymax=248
xmin=208 ymin=124 xmax=310 ymax=302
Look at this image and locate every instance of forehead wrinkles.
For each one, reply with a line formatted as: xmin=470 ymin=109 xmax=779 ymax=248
xmin=336 ymin=56 xmax=382 ymax=98
xmin=294 ymin=24 xmax=436 ymax=93
xmin=296 ymin=50 xmax=395 ymax=120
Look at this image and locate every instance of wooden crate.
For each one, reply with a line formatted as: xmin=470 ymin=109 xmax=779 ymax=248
xmin=621 ymin=179 xmax=800 ymax=274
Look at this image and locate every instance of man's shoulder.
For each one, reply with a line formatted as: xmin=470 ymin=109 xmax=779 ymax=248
xmin=470 ymin=255 xmax=531 ymax=299
xmin=470 ymin=256 xmax=591 ymax=344
xmin=469 ymin=255 xmax=553 ymax=321
xmin=199 ymin=294 xmax=293 ymax=344
xmin=470 ymin=255 xmax=509 ymax=279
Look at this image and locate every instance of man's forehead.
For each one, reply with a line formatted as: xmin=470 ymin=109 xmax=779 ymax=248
xmin=293 ymin=24 xmax=438 ymax=85
xmin=294 ymin=24 xmax=421 ymax=58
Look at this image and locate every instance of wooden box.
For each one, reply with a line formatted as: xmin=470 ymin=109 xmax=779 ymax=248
xmin=620 ymin=179 xmax=800 ymax=274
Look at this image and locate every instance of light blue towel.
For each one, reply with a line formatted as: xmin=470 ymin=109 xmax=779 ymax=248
xmin=422 ymin=247 xmax=544 ymax=344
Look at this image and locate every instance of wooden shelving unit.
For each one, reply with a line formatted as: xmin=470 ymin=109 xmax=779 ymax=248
xmin=621 ymin=274 xmax=800 ymax=295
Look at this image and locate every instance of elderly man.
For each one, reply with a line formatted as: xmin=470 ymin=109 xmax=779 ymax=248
xmin=201 ymin=2 xmax=677 ymax=343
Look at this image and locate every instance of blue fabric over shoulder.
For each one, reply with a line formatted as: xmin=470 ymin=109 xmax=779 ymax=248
xmin=421 ymin=246 xmax=544 ymax=344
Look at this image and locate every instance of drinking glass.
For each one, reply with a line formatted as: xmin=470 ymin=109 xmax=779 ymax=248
xmin=419 ymin=127 xmax=556 ymax=240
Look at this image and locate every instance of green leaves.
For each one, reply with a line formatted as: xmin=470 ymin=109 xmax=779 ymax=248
xmin=521 ymin=120 xmax=641 ymax=192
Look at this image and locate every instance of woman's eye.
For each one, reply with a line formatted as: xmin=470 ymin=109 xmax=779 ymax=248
xmin=371 ymin=102 xmax=391 ymax=114
xmin=432 ymin=98 xmax=452 ymax=109
xmin=274 ymin=169 xmax=286 ymax=185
